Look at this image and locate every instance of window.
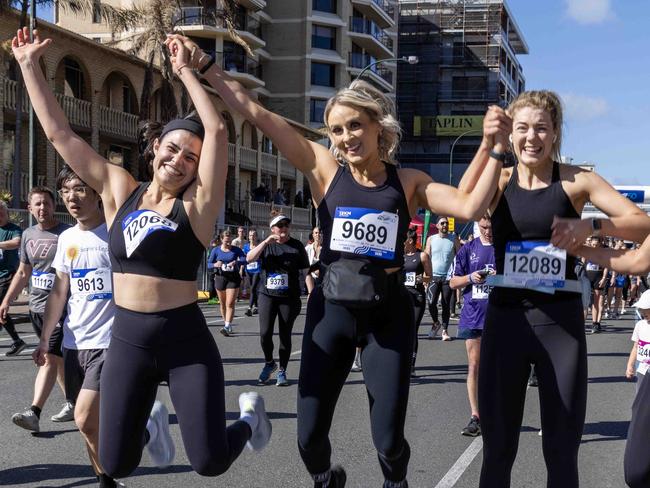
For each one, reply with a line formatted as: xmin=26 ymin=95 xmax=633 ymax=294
xmin=311 ymin=62 xmax=335 ymax=87
xmin=122 ymin=83 xmax=132 ymax=113
xmin=64 ymin=58 xmax=85 ymax=99
xmin=92 ymin=0 xmax=101 ymax=23
xmin=310 ymin=99 xmax=327 ymax=123
xmin=313 ymin=0 xmax=336 ymax=14
xmin=312 ymin=24 xmax=336 ymax=50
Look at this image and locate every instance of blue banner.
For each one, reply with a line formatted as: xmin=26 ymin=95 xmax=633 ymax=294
xmin=618 ymin=189 xmax=645 ymax=203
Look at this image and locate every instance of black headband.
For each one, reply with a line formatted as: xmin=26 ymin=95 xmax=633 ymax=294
xmin=159 ymin=118 xmax=205 ymax=142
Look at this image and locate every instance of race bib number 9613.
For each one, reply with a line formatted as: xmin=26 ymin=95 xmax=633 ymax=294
xmin=330 ymin=207 xmax=398 ymax=260
xmin=504 ymin=241 xmax=566 ymax=288
xmin=122 ymin=210 xmax=178 ymax=258
xmin=71 ymin=268 xmax=112 ymax=301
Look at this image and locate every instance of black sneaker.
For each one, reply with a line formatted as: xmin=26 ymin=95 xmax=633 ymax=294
xmin=461 ymin=416 xmax=481 ymax=437
xmin=5 ymin=339 xmax=26 ymax=357
xmin=591 ymin=322 xmax=602 ymax=334
xmin=314 ymin=465 xmax=346 ymax=488
xmin=245 ymin=308 xmax=253 ymax=317
xmin=252 ymin=307 xmax=258 ymax=315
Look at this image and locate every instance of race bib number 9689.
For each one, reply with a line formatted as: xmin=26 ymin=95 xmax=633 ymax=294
xmin=330 ymin=207 xmax=398 ymax=260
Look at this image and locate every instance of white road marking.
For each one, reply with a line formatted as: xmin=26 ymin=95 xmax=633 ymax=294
xmin=433 ymin=437 xmax=483 ymax=488
xmin=290 ymin=350 xmax=301 ymax=356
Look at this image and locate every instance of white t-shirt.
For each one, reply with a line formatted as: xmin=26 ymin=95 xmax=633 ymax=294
xmin=53 ymin=223 xmax=115 ymax=350
xmin=632 ymin=319 xmax=650 ymax=375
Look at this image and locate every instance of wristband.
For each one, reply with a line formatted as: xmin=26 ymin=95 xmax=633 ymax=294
xmin=199 ymin=55 xmax=215 ymax=75
xmin=489 ymin=149 xmax=507 ymax=162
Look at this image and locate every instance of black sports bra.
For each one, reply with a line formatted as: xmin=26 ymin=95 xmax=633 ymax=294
xmin=108 ymin=183 xmax=205 ymax=281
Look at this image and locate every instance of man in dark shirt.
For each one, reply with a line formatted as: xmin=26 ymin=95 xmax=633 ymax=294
xmin=0 ymin=200 xmax=24 ymax=355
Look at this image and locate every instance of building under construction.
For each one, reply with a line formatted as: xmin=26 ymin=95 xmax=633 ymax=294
xmin=396 ymin=0 xmax=528 ymax=184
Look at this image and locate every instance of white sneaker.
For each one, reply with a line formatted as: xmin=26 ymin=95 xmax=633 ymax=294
xmin=51 ymin=401 xmax=75 ymax=422
xmin=146 ymin=401 xmax=175 ymax=468
xmin=427 ymin=323 xmax=441 ymax=340
xmin=12 ymin=408 xmax=40 ymax=432
xmin=441 ymin=329 xmax=452 ymax=341
xmin=239 ymin=392 xmax=272 ymax=452
xmin=351 ymin=359 xmax=362 ymax=372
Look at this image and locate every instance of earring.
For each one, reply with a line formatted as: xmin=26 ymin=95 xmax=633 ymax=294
xmin=508 ymin=134 xmax=513 ymax=144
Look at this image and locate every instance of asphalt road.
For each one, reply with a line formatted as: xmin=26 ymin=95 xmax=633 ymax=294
xmin=0 ymin=299 xmax=639 ymax=488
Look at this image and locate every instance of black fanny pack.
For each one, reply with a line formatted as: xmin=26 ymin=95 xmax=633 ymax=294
xmin=322 ymin=259 xmax=388 ymax=309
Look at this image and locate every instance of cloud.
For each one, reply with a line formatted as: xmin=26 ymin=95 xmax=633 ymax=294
xmin=565 ymin=0 xmax=613 ymax=24
xmin=561 ymin=93 xmax=609 ymax=121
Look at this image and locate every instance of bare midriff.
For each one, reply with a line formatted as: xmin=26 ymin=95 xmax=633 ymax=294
xmin=113 ymin=273 xmax=198 ymax=313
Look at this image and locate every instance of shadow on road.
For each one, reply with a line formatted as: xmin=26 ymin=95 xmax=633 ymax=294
xmin=588 ymin=352 xmax=630 ymax=357
xmin=581 ymin=420 xmax=630 ymax=443
xmin=32 ymin=428 xmax=79 ymax=438
xmin=588 ymin=376 xmax=630 ymax=384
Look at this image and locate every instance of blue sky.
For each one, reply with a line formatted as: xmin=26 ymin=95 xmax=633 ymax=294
xmin=35 ymin=1 xmax=648 ymax=185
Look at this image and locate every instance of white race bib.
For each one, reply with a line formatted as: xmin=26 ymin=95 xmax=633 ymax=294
xmin=472 ymin=283 xmax=492 ymax=300
xmin=404 ymin=272 xmax=416 ymax=287
xmin=586 ymin=262 xmax=600 ymax=271
xmin=638 ymin=339 xmax=650 ymax=375
xmin=504 ymin=241 xmax=566 ymax=289
xmin=221 ymin=263 xmax=236 ymax=272
xmin=246 ymin=261 xmax=259 ymax=272
xmin=330 ymin=207 xmax=398 ymax=260
xmin=31 ymin=270 xmax=55 ymax=291
xmin=71 ymin=268 xmax=113 ymax=301
xmin=266 ymin=273 xmax=288 ymax=291
xmin=122 ymin=210 xmax=178 ymax=258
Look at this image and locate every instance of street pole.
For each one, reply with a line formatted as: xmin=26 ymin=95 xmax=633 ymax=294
xmin=448 ymin=129 xmax=482 ymax=185
xmin=354 ymin=56 xmax=418 ymax=83
xmin=28 ymin=0 xmax=36 ymax=225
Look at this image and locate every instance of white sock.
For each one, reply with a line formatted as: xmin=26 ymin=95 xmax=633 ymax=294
xmin=146 ymin=417 xmax=157 ymax=443
xmin=224 ymin=321 xmax=231 ymax=328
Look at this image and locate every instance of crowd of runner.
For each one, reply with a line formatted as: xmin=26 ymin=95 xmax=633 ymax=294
xmin=1 ymin=27 xmax=650 ymax=488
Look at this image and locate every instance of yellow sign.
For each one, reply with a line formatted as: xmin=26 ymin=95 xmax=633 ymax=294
xmin=413 ymin=116 xmax=484 ymax=137
xmin=448 ymin=217 xmax=455 ymax=232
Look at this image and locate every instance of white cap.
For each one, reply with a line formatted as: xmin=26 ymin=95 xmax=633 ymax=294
xmin=633 ymin=290 xmax=650 ymax=310
xmin=270 ymin=214 xmax=291 ymax=228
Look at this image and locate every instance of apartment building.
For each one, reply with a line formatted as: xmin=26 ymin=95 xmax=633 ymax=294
xmin=397 ymin=0 xmax=528 ymax=185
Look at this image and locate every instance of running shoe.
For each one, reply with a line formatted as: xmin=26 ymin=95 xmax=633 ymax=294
xmin=207 ymin=298 xmax=219 ymax=305
xmin=12 ymin=408 xmax=39 ymax=432
xmin=441 ymin=329 xmax=452 ymax=341
xmin=245 ymin=308 xmax=253 ymax=317
xmin=461 ymin=416 xmax=481 ymax=437
xmin=351 ymin=358 xmax=362 ymax=372
xmin=427 ymin=322 xmax=441 ymax=340
xmin=252 ymin=307 xmax=258 ymax=315
xmin=146 ymin=401 xmax=175 ymax=468
xmin=527 ymin=370 xmax=538 ymax=387
xmin=314 ymin=465 xmax=347 ymax=488
xmin=5 ymin=339 xmax=26 ymax=357
xmin=591 ymin=322 xmax=602 ymax=334
xmin=276 ymin=369 xmax=289 ymax=387
xmin=239 ymin=391 xmax=272 ymax=451
xmin=220 ymin=324 xmax=233 ymax=337
xmin=51 ymin=401 xmax=75 ymax=422
xmin=258 ymin=361 xmax=278 ymax=384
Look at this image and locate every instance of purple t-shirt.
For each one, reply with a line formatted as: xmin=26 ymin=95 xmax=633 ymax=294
xmin=453 ymin=238 xmax=495 ymax=330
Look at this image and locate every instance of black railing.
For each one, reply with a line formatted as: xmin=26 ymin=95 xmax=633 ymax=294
xmin=348 ymin=17 xmax=393 ymax=51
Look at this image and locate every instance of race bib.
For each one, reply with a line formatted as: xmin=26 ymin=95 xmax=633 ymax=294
xmin=504 ymin=241 xmax=566 ymax=288
xmin=71 ymin=268 xmax=113 ymax=301
xmin=404 ymin=272 xmax=416 ymax=287
xmin=31 ymin=270 xmax=55 ymax=291
xmin=638 ymin=339 xmax=650 ymax=374
xmin=246 ymin=261 xmax=259 ymax=272
xmin=221 ymin=263 xmax=236 ymax=272
xmin=330 ymin=207 xmax=398 ymax=260
xmin=586 ymin=262 xmax=600 ymax=271
xmin=266 ymin=273 xmax=288 ymax=291
xmin=122 ymin=210 xmax=178 ymax=258
xmin=472 ymin=283 xmax=492 ymax=300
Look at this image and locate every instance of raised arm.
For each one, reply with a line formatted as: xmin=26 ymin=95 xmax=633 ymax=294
xmin=12 ymin=28 xmax=136 ymax=218
xmin=166 ymin=34 xmax=336 ymax=201
xmin=165 ymin=38 xmax=228 ymax=246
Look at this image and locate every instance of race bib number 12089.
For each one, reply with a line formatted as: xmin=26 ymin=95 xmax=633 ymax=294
xmin=330 ymin=207 xmax=398 ymax=260
xmin=504 ymin=241 xmax=566 ymax=288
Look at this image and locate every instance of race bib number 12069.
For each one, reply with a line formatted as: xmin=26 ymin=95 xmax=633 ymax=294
xmin=330 ymin=207 xmax=398 ymax=260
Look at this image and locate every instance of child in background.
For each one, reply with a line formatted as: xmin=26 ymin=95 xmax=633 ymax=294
xmin=626 ymin=290 xmax=650 ymax=392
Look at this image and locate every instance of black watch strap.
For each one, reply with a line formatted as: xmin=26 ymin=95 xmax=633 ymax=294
xmin=489 ymin=149 xmax=507 ymax=162
xmin=199 ymin=55 xmax=216 ymax=75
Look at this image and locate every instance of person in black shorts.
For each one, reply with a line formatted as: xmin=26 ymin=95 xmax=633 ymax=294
xmin=403 ymin=228 xmax=431 ymax=377
xmin=208 ymin=229 xmax=246 ymax=336
xmin=13 ymin=30 xmax=271 ymax=482
xmin=189 ymin=27 xmax=509 ymax=485
xmin=246 ymin=214 xmax=309 ymax=386
xmin=466 ymin=90 xmax=650 ymax=488
xmin=243 ymin=229 xmax=262 ymax=317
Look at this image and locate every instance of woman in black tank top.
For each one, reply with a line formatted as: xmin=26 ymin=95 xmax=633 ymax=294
xmin=13 ymin=33 xmax=272 ymax=482
xmin=176 ymin=30 xmax=511 ymax=486
xmin=468 ymin=90 xmax=649 ymax=488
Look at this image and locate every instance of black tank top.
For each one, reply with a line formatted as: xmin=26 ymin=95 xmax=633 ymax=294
xmin=318 ymin=163 xmax=411 ymax=269
xmin=109 ymin=183 xmax=205 ymax=281
xmin=403 ymin=251 xmax=424 ymax=275
xmin=491 ymin=161 xmax=580 ymax=304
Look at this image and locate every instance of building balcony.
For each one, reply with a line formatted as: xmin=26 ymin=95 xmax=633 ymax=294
xmin=350 ymin=0 xmax=395 ymax=29
xmin=261 ymin=151 xmax=277 ymax=174
xmin=247 ymin=200 xmax=311 ymax=229
xmin=213 ymin=51 xmax=265 ymax=89
xmin=239 ymin=146 xmax=258 ymax=171
xmin=174 ymin=7 xmax=265 ymax=49
xmin=98 ymin=105 xmax=139 ymax=141
xmin=236 ymin=0 xmax=266 ymax=12
xmin=347 ymin=53 xmax=394 ymax=91
xmin=437 ymin=89 xmax=500 ymax=102
xmin=2 ymin=171 xmax=47 ymax=203
xmin=348 ymin=17 xmax=394 ymax=59
xmin=280 ymin=157 xmax=296 ymax=179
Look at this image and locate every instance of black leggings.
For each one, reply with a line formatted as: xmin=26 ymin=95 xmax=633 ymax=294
xmin=427 ymin=277 xmax=453 ymax=326
xmin=478 ymin=294 xmax=587 ymax=488
xmin=625 ymin=371 xmax=650 ymax=487
xmin=99 ymin=303 xmax=251 ymax=478
xmin=407 ymin=286 xmax=426 ymax=358
xmin=258 ymin=292 xmax=301 ymax=370
xmin=297 ymin=279 xmax=414 ymax=483
xmin=248 ymin=272 xmax=261 ymax=308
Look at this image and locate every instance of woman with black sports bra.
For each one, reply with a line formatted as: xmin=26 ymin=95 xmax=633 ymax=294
xmin=463 ymin=90 xmax=650 ymax=488
xmin=403 ymin=228 xmax=432 ymax=377
xmin=164 ymin=34 xmax=510 ymax=487
xmin=12 ymin=30 xmax=271 ymax=480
